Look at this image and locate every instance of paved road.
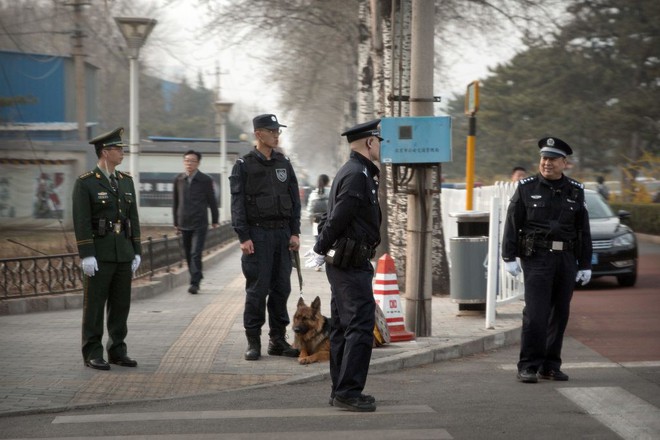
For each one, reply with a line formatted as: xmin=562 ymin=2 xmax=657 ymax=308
xmin=0 ymin=338 xmax=657 ymax=439
xmin=568 ymin=241 xmax=660 ymax=362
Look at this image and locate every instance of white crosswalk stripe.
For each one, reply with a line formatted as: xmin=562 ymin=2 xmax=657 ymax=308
xmin=558 ymin=387 xmax=660 ymax=440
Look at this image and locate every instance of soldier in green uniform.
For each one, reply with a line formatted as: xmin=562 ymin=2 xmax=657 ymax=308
xmin=72 ymin=127 xmax=142 ymax=370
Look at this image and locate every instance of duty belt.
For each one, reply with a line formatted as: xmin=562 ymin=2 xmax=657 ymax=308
xmin=92 ymin=219 xmax=124 ymax=233
xmin=534 ymin=239 xmax=574 ymax=251
xmin=250 ymin=219 xmax=288 ymax=229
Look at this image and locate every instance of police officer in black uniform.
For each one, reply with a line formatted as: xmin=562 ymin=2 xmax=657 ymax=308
xmin=307 ymin=119 xmax=383 ymax=412
xmin=229 ymin=114 xmax=301 ymax=361
xmin=502 ymin=137 xmax=592 ymax=383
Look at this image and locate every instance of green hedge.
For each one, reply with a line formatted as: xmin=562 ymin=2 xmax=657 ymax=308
xmin=609 ymin=202 xmax=660 ymax=235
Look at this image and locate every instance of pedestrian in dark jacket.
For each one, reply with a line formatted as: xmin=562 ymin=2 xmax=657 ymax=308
xmin=173 ymin=150 xmax=219 ymax=294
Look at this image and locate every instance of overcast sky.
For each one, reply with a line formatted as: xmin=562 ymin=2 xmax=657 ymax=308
xmin=135 ymin=0 xmax=527 ymax=135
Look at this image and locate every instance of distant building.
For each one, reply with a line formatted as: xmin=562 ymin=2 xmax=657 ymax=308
xmin=0 ymin=50 xmax=99 ymax=140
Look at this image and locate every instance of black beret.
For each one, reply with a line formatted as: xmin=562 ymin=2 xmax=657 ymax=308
xmin=253 ymin=114 xmax=287 ymax=130
xmin=341 ymin=119 xmax=383 ymax=143
xmin=538 ymin=137 xmax=572 ymax=157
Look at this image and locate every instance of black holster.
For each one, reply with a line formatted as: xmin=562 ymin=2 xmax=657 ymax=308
xmin=324 ymin=237 xmax=374 ymax=269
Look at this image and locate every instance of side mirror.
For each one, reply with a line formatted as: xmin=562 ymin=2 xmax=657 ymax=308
xmin=618 ymin=210 xmax=631 ymax=220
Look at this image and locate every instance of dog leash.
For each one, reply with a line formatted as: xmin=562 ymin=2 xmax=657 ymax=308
xmin=293 ymin=250 xmax=304 ymax=299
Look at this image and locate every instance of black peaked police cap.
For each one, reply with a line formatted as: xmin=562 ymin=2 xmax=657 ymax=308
xmin=341 ymin=119 xmax=383 ymax=143
xmin=538 ymin=137 xmax=573 ymax=158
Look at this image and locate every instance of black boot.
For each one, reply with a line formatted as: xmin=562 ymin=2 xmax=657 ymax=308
xmin=267 ymin=330 xmax=299 ymax=357
xmin=245 ymin=335 xmax=261 ymax=361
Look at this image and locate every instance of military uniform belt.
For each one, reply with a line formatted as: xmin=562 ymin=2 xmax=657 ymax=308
xmin=534 ymin=239 xmax=574 ymax=251
xmin=250 ymin=219 xmax=288 ymax=229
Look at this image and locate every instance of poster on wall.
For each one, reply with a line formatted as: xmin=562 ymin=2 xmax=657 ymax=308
xmin=0 ymin=160 xmax=72 ymax=224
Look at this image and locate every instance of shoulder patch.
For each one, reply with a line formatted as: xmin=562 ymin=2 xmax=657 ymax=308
xmin=568 ymin=178 xmax=584 ymax=189
xmin=519 ymin=176 xmax=538 ymax=185
xmin=118 ymin=170 xmax=133 ymax=179
xmin=78 ymin=171 xmax=94 ymax=180
xmin=237 ymin=158 xmax=244 ymax=164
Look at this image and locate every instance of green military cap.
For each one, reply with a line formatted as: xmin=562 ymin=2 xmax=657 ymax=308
xmin=89 ymin=127 xmax=127 ymax=154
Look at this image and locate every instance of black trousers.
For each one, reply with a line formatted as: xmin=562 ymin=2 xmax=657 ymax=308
xmin=181 ymin=227 xmax=208 ymax=286
xmin=326 ymin=262 xmax=375 ymax=399
xmin=241 ymin=226 xmax=292 ymax=336
xmin=518 ymin=249 xmax=577 ymax=372
xmin=81 ymin=261 xmax=132 ymax=361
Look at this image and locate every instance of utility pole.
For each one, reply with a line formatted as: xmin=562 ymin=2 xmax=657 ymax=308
xmin=69 ymin=0 xmax=88 ymax=141
xmin=404 ymin=0 xmax=435 ymax=336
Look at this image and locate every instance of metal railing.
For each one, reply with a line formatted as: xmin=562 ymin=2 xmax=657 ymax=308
xmin=0 ymin=222 xmax=236 ymax=300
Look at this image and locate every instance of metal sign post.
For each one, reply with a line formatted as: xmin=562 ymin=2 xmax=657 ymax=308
xmin=464 ymin=80 xmax=479 ymax=211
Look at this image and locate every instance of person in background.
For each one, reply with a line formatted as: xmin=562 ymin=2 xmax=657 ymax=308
xmin=306 ymin=119 xmax=383 ymax=412
xmin=72 ymin=127 xmax=141 ymax=371
xmin=229 ymin=113 xmax=301 ymax=361
xmin=596 ymin=176 xmax=610 ymax=201
xmin=307 ymin=174 xmax=331 ymax=238
xmin=511 ymin=166 xmax=527 ymax=182
xmin=502 ymin=136 xmax=592 ymax=384
xmin=173 ymin=150 xmax=219 ymax=295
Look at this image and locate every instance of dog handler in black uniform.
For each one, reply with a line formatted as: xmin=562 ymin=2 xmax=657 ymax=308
xmin=502 ymin=137 xmax=592 ymax=383
xmin=230 ymin=114 xmax=301 ymax=361
xmin=307 ymin=119 xmax=383 ymax=412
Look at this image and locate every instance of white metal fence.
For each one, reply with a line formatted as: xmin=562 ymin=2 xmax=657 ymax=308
xmin=440 ymin=182 xmax=524 ymax=328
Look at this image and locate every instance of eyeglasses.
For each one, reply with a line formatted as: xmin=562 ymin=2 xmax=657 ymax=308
xmin=260 ymin=128 xmax=282 ymax=136
xmin=183 ymin=159 xmax=199 ymax=163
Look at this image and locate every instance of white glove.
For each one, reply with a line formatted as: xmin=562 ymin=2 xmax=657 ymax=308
xmin=81 ymin=256 xmax=98 ymax=277
xmin=504 ymin=260 xmax=522 ymax=277
xmin=576 ymin=269 xmax=592 ymax=286
xmin=305 ymin=251 xmax=325 ymax=269
xmin=131 ymin=255 xmax=141 ymax=273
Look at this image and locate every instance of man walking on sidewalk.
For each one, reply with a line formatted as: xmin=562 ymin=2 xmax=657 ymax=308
xmin=173 ymin=150 xmax=219 ymax=294
xmin=229 ymin=114 xmax=301 ymax=361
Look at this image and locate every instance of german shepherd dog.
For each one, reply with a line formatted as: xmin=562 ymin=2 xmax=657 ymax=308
xmin=292 ymin=296 xmax=331 ymax=365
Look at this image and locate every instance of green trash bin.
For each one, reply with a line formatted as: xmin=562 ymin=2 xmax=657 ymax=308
xmin=449 ymin=236 xmax=488 ymax=305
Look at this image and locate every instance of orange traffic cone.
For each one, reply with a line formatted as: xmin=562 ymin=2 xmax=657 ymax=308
xmin=373 ymin=253 xmax=415 ymax=342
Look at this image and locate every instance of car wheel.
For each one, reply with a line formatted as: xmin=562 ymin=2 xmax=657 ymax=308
xmin=617 ymin=272 xmax=637 ymax=287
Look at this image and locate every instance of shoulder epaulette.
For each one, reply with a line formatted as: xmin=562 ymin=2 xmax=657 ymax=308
xmin=519 ymin=176 xmax=538 ymax=185
xmin=236 ymin=157 xmax=245 ymax=164
xmin=118 ymin=170 xmax=133 ymax=179
xmin=567 ymin=177 xmax=584 ymax=189
xmin=78 ymin=171 xmax=94 ymax=180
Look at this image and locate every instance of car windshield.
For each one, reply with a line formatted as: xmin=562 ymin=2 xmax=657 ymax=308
xmin=584 ymin=190 xmax=615 ymax=219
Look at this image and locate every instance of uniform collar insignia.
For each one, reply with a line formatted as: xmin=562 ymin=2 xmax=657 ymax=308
xmin=95 ymin=173 xmax=101 ymax=179
xmin=362 ymin=166 xmax=368 ymax=177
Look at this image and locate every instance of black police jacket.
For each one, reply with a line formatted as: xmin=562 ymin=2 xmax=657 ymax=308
xmin=314 ymin=151 xmax=381 ymax=255
xmin=502 ymin=174 xmax=592 ymax=270
xmin=229 ymin=148 xmax=301 ymax=243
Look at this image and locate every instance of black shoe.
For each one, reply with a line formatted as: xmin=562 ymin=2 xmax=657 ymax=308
xmin=267 ymin=338 xmax=300 ymax=357
xmin=333 ymin=395 xmax=377 ymax=412
xmin=538 ymin=369 xmax=569 ymax=381
xmin=329 ymin=394 xmax=375 ymax=406
xmin=245 ymin=336 xmax=261 ymax=361
xmin=85 ymin=358 xmax=110 ymax=370
xmin=109 ymin=355 xmax=138 ymax=367
xmin=188 ymin=285 xmax=199 ymax=294
xmin=517 ymin=368 xmax=538 ymax=383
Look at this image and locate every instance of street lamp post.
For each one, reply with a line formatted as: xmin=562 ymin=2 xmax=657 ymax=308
xmin=214 ymin=101 xmax=233 ymax=222
xmin=114 ymin=16 xmax=157 ymax=207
